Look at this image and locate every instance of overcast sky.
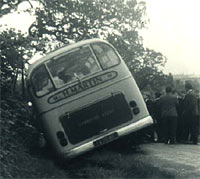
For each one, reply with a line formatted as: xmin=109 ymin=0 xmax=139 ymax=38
xmin=1 ymin=0 xmax=200 ymax=75
xmin=141 ymin=0 xmax=200 ymax=75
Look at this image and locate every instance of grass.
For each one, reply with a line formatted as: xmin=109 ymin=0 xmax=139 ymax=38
xmin=54 ymin=139 xmax=175 ymax=179
xmin=2 ymin=122 xmax=198 ymax=179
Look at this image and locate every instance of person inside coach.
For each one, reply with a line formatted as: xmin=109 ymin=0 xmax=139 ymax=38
xmin=58 ymin=68 xmax=73 ymax=84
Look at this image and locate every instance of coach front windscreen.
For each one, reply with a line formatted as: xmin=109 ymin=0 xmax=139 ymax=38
xmin=31 ymin=42 xmax=120 ymax=97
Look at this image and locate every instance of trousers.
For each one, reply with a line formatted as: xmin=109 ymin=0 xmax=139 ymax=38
xmin=162 ymin=116 xmax=177 ymax=142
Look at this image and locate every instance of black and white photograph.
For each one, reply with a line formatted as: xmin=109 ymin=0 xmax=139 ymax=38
xmin=0 ymin=0 xmax=200 ymax=178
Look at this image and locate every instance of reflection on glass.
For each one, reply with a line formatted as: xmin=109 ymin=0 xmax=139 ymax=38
xmin=92 ymin=43 xmax=120 ymax=69
xmin=47 ymin=46 xmax=101 ymax=88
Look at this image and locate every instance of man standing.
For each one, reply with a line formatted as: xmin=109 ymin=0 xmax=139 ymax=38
xmin=176 ymin=90 xmax=185 ymax=143
xmin=159 ymin=86 xmax=179 ymax=144
xmin=182 ymin=83 xmax=200 ymax=144
xmin=153 ymin=92 xmax=163 ymax=142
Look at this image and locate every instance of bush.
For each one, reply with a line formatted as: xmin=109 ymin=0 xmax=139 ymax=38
xmin=0 ymin=95 xmax=39 ymax=178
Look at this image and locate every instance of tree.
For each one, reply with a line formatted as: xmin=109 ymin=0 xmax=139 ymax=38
xmin=28 ymin=0 xmax=146 ymax=42
xmin=106 ymin=32 xmax=168 ymax=90
xmin=0 ymin=28 xmax=35 ymax=98
xmin=28 ymin=0 xmax=170 ymax=91
xmin=0 ymin=0 xmax=34 ymax=18
xmin=1 ymin=0 xmax=170 ymax=95
xmin=131 ymin=48 xmax=169 ymax=90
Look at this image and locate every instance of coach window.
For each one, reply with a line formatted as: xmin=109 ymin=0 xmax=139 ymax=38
xmin=91 ymin=43 xmax=120 ymax=69
xmin=47 ymin=46 xmax=101 ymax=88
xmin=31 ymin=65 xmax=54 ymax=97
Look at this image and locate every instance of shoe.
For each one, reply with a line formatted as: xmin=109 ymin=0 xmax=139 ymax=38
xmin=169 ymin=139 xmax=176 ymax=144
xmin=157 ymin=139 xmax=165 ymax=143
xmin=164 ymin=140 xmax=169 ymax=144
xmin=179 ymin=140 xmax=185 ymax=144
xmin=192 ymin=141 xmax=198 ymax=145
xmin=169 ymin=141 xmax=176 ymax=144
xmin=192 ymin=138 xmax=198 ymax=145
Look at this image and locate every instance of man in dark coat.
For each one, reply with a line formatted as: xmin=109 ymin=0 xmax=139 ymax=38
xmin=182 ymin=83 xmax=200 ymax=144
xmin=159 ymin=86 xmax=179 ymax=144
xmin=176 ymin=90 xmax=185 ymax=142
xmin=153 ymin=92 xmax=163 ymax=142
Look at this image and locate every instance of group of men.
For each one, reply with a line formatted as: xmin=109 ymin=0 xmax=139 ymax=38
xmin=145 ymin=83 xmax=200 ymax=145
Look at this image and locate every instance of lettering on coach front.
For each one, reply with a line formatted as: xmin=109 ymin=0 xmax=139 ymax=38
xmin=48 ymin=71 xmax=118 ymax=104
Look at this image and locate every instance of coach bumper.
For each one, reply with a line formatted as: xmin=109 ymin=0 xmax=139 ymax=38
xmin=61 ymin=115 xmax=153 ymax=159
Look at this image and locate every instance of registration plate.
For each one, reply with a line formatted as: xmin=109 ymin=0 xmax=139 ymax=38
xmin=93 ymin=132 xmax=118 ymax=147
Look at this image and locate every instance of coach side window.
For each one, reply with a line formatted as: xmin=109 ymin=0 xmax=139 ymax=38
xmin=92 ymin=43 xmax=120 ymax=69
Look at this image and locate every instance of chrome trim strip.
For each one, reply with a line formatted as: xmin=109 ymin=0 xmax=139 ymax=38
xmin=61 ymin=115 xmax=153 ymax=159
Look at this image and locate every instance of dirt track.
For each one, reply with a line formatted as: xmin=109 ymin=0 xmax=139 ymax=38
xmin=138 ymin=142 xmax=200 ymax=178
xmin=54 ymin=140 xmax=200 ymax=178
xmin=28 ymin=138 xmax=200 ymax=178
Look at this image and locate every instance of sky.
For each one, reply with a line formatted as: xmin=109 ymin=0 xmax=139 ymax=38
xmin=141 ymin=0 xmax=200 ymax=75
xmin=1 ymin=0 xmax=200 ymax=75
